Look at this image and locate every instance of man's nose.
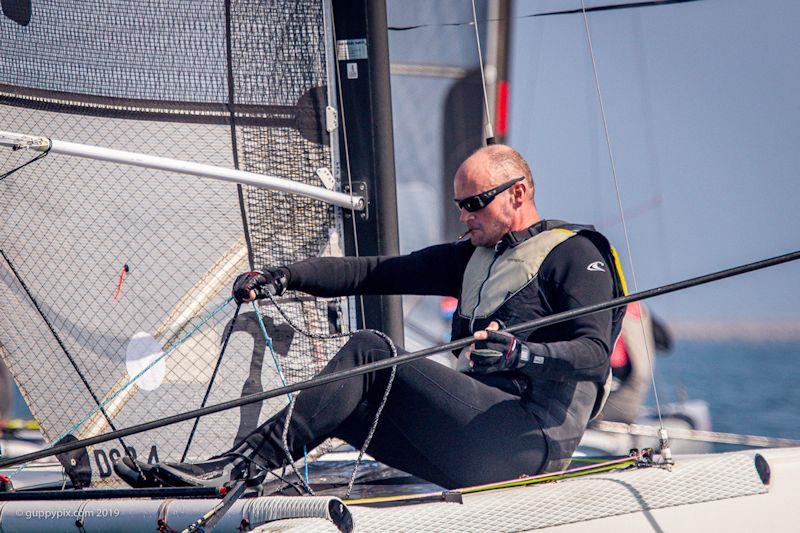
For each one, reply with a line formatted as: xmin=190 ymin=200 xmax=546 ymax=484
xmin=459 ymin=206 xmax=473 ymax=224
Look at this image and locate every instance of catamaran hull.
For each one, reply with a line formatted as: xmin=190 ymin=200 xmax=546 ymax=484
xmin=0 ymin=448 xmax=796 ymax=532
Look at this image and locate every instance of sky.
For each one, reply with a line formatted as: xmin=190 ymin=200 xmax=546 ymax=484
xmin=506 ymin=0 xmax=800 ymax=324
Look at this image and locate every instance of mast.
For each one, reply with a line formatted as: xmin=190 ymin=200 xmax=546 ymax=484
xmin=486 ymin=0 xmax=512 ymax=144
xmin=332 ymin=0 xmax=405 ymax=345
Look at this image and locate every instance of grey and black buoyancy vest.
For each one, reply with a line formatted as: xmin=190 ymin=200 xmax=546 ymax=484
xmin=451 ymin=220 xmax=627 ymax=428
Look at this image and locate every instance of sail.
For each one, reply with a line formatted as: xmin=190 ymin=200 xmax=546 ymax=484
xmin=0 ymin=0 xmax=347 ymax=486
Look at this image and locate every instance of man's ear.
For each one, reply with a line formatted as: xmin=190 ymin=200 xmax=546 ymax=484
xmin=511 ymin=182 xmax=527 ymax=205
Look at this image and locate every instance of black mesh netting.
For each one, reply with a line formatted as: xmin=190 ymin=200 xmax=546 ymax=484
xmin=0 ymin=0 xmax=347 ymax=486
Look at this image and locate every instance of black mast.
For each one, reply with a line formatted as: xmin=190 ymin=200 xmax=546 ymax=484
xmin=333 ymin=0 xmax=404 ymax=346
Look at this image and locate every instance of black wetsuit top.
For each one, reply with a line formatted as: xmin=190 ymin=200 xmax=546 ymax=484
xmin=281 ymin=219 xmax=620 ymax=467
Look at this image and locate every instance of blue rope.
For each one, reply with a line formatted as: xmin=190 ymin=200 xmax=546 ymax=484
xmin=10 ymin=296 xmax=235 ymax=478
xmin=251 ymin=302 xmax=291 ymax=398
xmin=251 ymin=301 xmax=309 ymax=486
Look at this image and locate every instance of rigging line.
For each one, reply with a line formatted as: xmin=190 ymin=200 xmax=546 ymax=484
xmin=579 ymin=0 xmax=666 ymax=432
xmin=223 ymin=0 xmax=255 ymax=271
xmin=250 ymin=301 xmax=314 ymax=493
xmin=0 ymin=139 xmax=51 ymax=182
xmin=280 ymin=395 xmax=315 ymax=495
xmin=329 ymin=5 xmax=367 ymax=331
xmin=0 ymin=249 xmax=141 ymax=475
xmin=263 ymin=291 xmax=397 ymax=499
xmin=252 ymin=301 xmax=291 ymax=398
xmin=471 ymin=0 xmax=495 ymax=145
xmin=8 ymin=247 xmax=800 ymax=469
xmin=180 ymin=303 xmax=242 ymax=462
xmin=7 ymin=296 xmax=234 ymax=477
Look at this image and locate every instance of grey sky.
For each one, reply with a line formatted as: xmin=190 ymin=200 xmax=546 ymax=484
xmin=508 ymin=0 xmax=800 ymax=321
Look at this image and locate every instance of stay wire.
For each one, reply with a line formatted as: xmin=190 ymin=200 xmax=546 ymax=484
xmin=471 ymin=0 xmax=495 ymax=144
xmin=579 ymin=1 xmax=665 ymax=430
xmin=0 ymin=139 xmax=52 ymax=182
xmin=180 ymin=303 xmax=242 ymax=462
xmin=386 ymin=0 xmax=704 ymax=31
xmin=263 ymin=291 xmax=397 ymax=499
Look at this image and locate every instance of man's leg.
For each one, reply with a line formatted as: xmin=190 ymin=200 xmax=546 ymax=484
xmin=114 ymin=331 xmax=401 ymax=487
xmin=233 ymin=330 xmax=401 ymax=469
xmin=117 ymin=331 xmax=547 ymax=489
xmin=242 ymin=331 xmax=547 ymax=489
xmin=331 ymin=350 xmax=548 ymax=488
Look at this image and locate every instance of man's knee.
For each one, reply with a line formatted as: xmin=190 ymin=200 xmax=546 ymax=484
xmin=335 ymin=331 xmax=394 ymax=365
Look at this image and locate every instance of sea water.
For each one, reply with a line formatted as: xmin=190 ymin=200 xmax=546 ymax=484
xmin=647 ymin=340 xmax=800 ymax=447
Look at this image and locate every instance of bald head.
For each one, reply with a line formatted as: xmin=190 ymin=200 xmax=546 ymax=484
xmin=453 ymin=145 xmax=539 ymax=247
xmin=457 ymin=145 xmax=535 ymax=204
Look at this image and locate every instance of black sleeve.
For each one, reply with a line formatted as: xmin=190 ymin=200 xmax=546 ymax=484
xmin=284 ymin=241 xmax=475 ymax=298
xmin=520 ymin=235 xmax=615 ymax=382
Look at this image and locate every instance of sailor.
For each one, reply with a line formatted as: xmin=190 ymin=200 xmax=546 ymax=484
xmin=115 ymin=145 xmax=626 ymax=489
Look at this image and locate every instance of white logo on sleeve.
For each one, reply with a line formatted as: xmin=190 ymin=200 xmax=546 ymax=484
xmin=587 ymin=261 xmax=606 ymax=272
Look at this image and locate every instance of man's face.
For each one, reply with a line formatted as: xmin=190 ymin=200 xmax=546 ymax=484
xmin=453 ymin=159 xmax=515 ymax=247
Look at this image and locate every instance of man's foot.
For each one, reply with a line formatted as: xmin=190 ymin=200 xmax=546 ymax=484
xmin=114 ymin=453 xmax=264 ymax=489
xmin=150 ymin=454 xmax=252 ymax=488
xmin=112 ymin=456 xmax=163 ymax=488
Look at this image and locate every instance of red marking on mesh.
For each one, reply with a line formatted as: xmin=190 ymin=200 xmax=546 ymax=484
xmin=113 ymin=264 xmax=130 ymax=301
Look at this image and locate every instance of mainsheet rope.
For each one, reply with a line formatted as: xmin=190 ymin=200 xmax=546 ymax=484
xmin=250 ymin=300 xmax=314 ymax=494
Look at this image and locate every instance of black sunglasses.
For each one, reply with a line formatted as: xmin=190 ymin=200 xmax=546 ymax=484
xmin=453 ymin=176 xmax=525 ymax=213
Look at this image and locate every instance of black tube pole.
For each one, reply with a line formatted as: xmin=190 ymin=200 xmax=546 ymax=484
xmin=3 ymin=248 xmax=799 ymax=469
xmin=366 ymin=0 xmax=404 ymax=346
xmin=333 ymin=0 xmax=404 ymax=345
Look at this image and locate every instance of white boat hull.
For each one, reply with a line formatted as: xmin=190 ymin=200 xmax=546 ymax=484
xmin=1 ymin=448 xmax=796 ymax=532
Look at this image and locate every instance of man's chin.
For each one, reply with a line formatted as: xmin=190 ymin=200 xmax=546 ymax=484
xmin=470 ymin=233 xmax=496 ymax=248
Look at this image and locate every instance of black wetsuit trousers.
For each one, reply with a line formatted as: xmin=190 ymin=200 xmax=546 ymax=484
xmin=237 ymin=331 xmax=548 ymax=489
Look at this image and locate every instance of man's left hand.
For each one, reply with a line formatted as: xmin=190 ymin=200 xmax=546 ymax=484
xmin=469 ymin=324 xmax=529 ymax=374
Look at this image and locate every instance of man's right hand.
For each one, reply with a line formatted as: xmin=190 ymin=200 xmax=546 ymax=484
xmin=232 ymin=268 xmax=288 ymax=303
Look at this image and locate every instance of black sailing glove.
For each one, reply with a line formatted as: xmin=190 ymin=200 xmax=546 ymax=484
xmin=232 ymin=268 xmax=289 ymax=303
xmin=469 ymin=330 xmax=530 ymax=374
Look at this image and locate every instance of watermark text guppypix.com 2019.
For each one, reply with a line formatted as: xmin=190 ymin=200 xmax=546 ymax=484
xmin=15 ymin=508 xmax=121 ymax=520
